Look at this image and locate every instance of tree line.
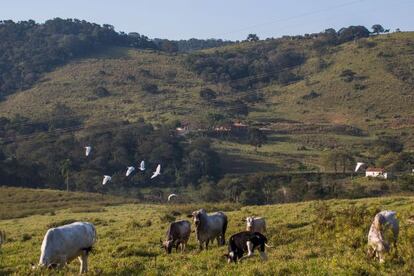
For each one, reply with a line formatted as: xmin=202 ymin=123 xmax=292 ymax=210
xmin=0 ymin=115 xmax=222 ymax=193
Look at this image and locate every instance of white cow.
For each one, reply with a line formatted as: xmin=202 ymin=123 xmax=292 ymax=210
xmin=245 ymin=217 xmax=266 ymax=234
xmin=367 ymin=210 xmax=399 ymax=263
xmin=35 ymin=222 xmax=97 ymax=273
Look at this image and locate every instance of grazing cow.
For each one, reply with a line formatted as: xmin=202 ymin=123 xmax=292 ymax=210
xmin=367 ymin=210 xmax=399 ymax=263
xmin=34 ymin=222 xmax=97 ymax=273
xmin=224 ymin=231 xmax=271 ymax=263
xmin=188 ymin=209 xmax=227 ymax=250
xmin=245 ymin=217 xmax=266 ymax=233
xmin=161 ymin=220 xmax=191 ymax=254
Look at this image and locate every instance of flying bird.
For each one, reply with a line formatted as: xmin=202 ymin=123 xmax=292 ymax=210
xmin=85 ymin=146 xmax=92 ymax=157
xmin=126 ymin=166 xmax=135 ymax=177
xmin=151 ymin=164 xmax=161 ymax=179
xmin=139 ymin=160 xmax=145 ymax=171
xmin=102 ymin=175 xmax=112 ymax=185
xmin=168 ymin=193 xmax=178 ymax=201
xmin=355 ymin=162 xmax=365 ymax=172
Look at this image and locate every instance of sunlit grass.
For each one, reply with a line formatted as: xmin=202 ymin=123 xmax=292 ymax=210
xmin=2 ymin=189 xmax=414 ymax=275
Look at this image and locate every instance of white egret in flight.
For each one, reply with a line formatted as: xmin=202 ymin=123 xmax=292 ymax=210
xmin=126 ymin=166 xmax=135 ymax=177
xmin=139 ymin=160 xmax=145 ymax=171
xmin=355 ymin=162 xmax=365 ymax=172
xmin=168 ymin=193 xmax=177 ymax=201
xmin=151 ymin=164 xmax=161 ymax=179
xmin=85 ymin=146 xmax=92 ymax=157
xmin=102 ymin=175 xmax=112 ymax=185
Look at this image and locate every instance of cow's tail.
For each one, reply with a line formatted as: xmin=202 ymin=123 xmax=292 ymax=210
xmin=221 ymin=216 xmax=228 ymax=246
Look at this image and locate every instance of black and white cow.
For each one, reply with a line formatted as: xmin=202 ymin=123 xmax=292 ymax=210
xmin=33 ymin=222 xmax=97 ymax=273
xmin=161 ymin=220 xmax=191 ymax=254
xmin=188 ymin=209 xmax=227 ymax=250
xmin=224 ymin=231 xmax=270 ymax=263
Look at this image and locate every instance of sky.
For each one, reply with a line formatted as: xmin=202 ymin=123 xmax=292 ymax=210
xmin=1 ymin=0 xmax=413 ymax=40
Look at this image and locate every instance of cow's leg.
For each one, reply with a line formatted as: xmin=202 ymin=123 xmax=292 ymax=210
xmin=175 ymin=241 xmax=180 ymax=252
xmin=239 ymin=241 xmax=254 ymax=262
xmin=259 ymin=251 xmax=268 ymax=261
xmin=205 ymin=239 xmax=209 ymax=250
xmin=199 ymin=241 xmax=203 ymax=251
xmin=78 ymin=250 xmax=88 ymax=274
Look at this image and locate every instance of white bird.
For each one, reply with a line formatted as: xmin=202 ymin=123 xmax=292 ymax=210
xmin=102 ymin=175 xmax=112 ymax=185
xmin=168 ymin=193 xmax=177 ymax=201
xmin=126 ymin=166 xmax=135 ymax=177
xmin=85 ymin=146 xmax=92 ymax=157
xmin=139 ymin=160 xmax=145 ymax=171
xmin=355 ymin=162 xmax=365 ymax=172
xmin=151 ymin=164 xmax=161 ymax=179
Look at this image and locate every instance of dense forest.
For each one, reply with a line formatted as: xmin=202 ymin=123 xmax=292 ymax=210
xmin=0 ymin=116 xmax=221 ymax=193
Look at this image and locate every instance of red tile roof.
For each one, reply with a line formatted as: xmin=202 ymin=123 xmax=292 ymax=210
xmin=366 ymin=167 xmax=385 ymax=172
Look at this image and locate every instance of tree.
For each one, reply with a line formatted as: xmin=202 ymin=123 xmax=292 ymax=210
xmin=246 ymin=34 xmax=259 ymax=42
xmin=60 ymin=158 xmax=72 ymax=192
xmin=248 ymin=128 xmax=267 ymax=151
xmin=199 ymin=88 xmax=217 ymax=101
xmin=322 ymin=150 xmax=354 ymax=173
xmin=371 ymin=24 xmax=385 ymax=35
xmin=337 ymin=26 xmax=370 ymax=42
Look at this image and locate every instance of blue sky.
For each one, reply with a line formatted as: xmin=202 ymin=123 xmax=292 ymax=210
xmin=1 ymin=0 xmax=413 ymax=40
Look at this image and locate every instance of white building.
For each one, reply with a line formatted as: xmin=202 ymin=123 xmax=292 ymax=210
xmin=365 ymin=168 xmax=388 ymax=179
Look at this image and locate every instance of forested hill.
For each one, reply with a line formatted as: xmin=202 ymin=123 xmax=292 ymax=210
xmin=0 ymin=19 xmax=413 ymax=204
xmin=0 ymin=19 xmax=235 ymax=98
xmin=0 ymin=18 xmax=157 ymax=97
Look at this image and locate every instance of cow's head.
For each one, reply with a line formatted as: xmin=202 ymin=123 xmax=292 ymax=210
xmin=246 ymin=217 xmax=254 ymax=231
xmin=161 ymin=238 xmax=174 ymax=254
xmin=223 ymin=251 xmax=237 ymax=263
xmin=373 ymin=213 xmax=387 ymax=232
xmin=188 ymin=209 xmax=206 ymax=227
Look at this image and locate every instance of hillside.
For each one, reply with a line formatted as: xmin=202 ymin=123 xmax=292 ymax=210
xmin=0 ymin=31 xmax=413 ymax=176
xmin=1 ymin=188 xmax=414 ymax=274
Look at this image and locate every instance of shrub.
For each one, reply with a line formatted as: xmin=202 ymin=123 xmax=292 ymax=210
xmin=94 ymin=86 xmax=110 ymax=97
xmin=141 ymin=83 xmax=158 ymax=93
xmin=21 ymin=233 xmax=32 ymax=242
xmin=46 ymin=219 xmax=77 ymax=229
xmin=302 ymin=90 xmax=320 ymax=100
xmin=160 ymin=213 xmax=175 ymax=223
xmin=199 ymin=88 xmax=217 ymax=101
xmin=340 ymin=69 xmax=356 ymax=82
xmin=354 ymin=83 xmax=366 ymax=90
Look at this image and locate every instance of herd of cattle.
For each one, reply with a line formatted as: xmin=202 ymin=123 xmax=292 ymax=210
xmin=0 ymin=209 xmax=405 ymax=273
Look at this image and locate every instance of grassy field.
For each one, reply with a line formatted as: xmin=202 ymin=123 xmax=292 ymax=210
xmin=1 ymin=188 xmax=414 ymax=275
xmin=0 ymin=186 xmax=136 ymax=220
